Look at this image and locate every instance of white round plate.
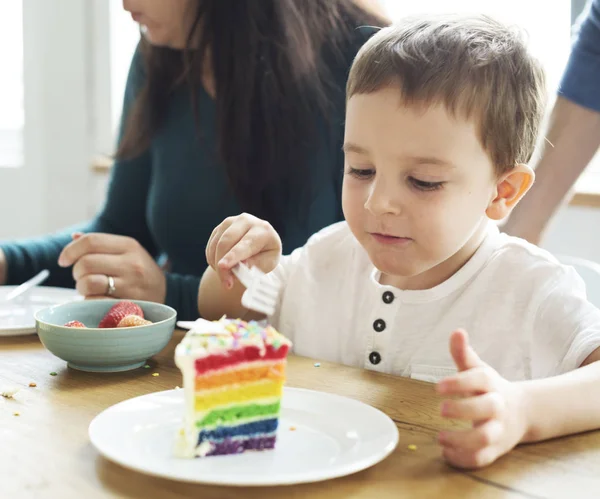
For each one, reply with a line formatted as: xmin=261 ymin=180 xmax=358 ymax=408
xmin=0 ymin=286 xmax=81 ymax=336
xmin=89 ymin=387 xmax=399 ymax=486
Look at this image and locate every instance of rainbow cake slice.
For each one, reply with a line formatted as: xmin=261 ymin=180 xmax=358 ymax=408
xmin=174 ymin=317 xmax=291 ymax=458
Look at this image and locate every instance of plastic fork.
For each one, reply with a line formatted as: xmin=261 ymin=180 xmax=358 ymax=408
xmin=231 ymin=262 xmax=280 ymax=317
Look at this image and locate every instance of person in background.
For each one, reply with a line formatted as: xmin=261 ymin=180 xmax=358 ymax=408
xmin=0 ymin=0 xmax=387 ymax=319
xmin=503 ymin=0 xmax=600 ymax=244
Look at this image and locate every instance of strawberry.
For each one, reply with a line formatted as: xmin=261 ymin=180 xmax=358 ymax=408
xmin=117 ymin=315 xmax=152 ymax=328
xmin=64 ymin=320 xmax=86 ymax=328
xmin=98 ymin=301 xmax=144 ymax=328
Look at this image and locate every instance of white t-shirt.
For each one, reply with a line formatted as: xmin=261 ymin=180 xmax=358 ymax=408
xmin=267 ymin=221 xmax=600 ymax=382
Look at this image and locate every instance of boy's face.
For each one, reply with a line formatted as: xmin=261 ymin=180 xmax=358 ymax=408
xmin=343 ymin=86 xmax=499 ymax=288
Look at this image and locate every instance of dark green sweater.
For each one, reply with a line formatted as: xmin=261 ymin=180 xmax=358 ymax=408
xmin=0 ymin=28 xmax=374 ymax=320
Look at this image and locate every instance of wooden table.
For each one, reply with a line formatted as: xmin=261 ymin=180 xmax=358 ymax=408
xmin=1 ymin=330 xmax=599 ymax=499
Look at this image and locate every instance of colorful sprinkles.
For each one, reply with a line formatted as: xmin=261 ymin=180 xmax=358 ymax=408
xmin=408 ymin=444 xmax=417 ymax=451
xmin=49 ymin=372 xmax=57 ymax=376
xmin=314 ymin=362 xmax=321 ymax=368
xmin=28 ymin=382 xmax=37 ymax=388
xmin=183 ymin=318 xmax=291 ymax=355
xmin=152 ymin=373 xmax=160 ymax=377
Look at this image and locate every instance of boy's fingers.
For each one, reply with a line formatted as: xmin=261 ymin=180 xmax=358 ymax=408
xmin=449 ymin=329 xmax=486 ymax=372
xmin=442 ymin=445 xmax=498 ymax=470
xmin=218 ymin=227 xmax=269 ymax=269
xmin=438 ymin=419 xmax=503 ymax=451
xmin=436 ymin=367 xmax=495 ymax=396
xmin=214 ymin=222 xmax=253 ymax=266
xmin=441 ymin=392 xmax=505 ymax=421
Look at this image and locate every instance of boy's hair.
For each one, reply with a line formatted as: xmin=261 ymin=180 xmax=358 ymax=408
xmin=347 ymin=15 xmax=547 ymax=173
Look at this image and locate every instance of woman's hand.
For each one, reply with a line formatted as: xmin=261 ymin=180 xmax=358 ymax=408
xmin=58 ymin=232 xmax=166 ymax=303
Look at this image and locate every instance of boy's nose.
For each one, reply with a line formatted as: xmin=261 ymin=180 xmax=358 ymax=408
xmin=364 ymin=180 xmax=401 ymax=216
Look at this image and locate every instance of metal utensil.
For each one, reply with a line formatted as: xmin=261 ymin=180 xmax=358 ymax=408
xmin=4 ymin=269 xmax=50 ymax=302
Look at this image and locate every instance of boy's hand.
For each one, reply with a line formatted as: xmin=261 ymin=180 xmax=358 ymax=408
xmin=206 ymin=213 xmax=282 ymax=289
xmin=436 ymin=330 xmax=530 ymax=469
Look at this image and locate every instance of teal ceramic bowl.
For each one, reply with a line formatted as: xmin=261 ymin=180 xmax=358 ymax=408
xmin=35 ymin=299 xmax=177 ymax=373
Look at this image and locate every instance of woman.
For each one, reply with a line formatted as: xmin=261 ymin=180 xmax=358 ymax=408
xmin=0 ymin=0 xmax=387 ymax=319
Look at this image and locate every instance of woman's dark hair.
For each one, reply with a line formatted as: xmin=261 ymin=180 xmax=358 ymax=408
xmin=117 ymin=0 xmax=385 ymax=233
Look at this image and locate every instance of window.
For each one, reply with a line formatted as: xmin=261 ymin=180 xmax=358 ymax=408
xmin=380 ymin=0 xmax=571 ymax=94
xmin=109 ymin=0 xmax=140 ymax=135
xmin=90 ymin=0 xmax=139 ymax=163
xmin=0 ymin=1 xmax=99 ymax=238
xmin=0 ymin=1 xmax=24 ymax=167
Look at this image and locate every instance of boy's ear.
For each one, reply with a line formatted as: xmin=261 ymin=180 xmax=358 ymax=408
xmin=486 ymin=164 xmax=534 ymax=221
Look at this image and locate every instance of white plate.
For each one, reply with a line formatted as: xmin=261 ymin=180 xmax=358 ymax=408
xmin=89 ymin=387 xmax=399 ymax=486
xmin=0 ymin=286 xmax=81 ymax=336
xmin=176 ymin=320 xmax=199 ymax=330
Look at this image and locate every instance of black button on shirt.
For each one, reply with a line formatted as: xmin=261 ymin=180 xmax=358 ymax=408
xmin=369 ymin=351 xmax=382 ymax=365
xmin=373 ymin=319 xmax=386 ymax=332
xmin=382 ymin=291 xmax=395 ymax=304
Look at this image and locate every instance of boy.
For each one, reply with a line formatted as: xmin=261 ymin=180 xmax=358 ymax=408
xmin=197 ymin=15 xmax=600 ymax=469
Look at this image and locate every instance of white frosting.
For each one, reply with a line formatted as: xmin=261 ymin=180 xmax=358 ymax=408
xmin=194 ymin=441 xmax=215 ymax=458
xmin=174 ymin=317 xmax=291 ymax=360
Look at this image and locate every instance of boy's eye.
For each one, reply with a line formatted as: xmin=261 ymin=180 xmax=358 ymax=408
xmin=409 ymin=177 xmax=445 ymax=191
xmin=347 ymin=167 xmax=375 ymax=180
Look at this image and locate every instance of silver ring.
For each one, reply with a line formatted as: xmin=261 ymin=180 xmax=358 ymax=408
xmin=106 ymin=275 xmax=116 ymax=296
